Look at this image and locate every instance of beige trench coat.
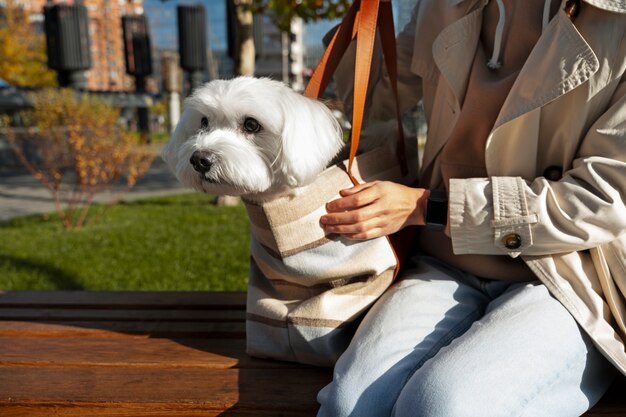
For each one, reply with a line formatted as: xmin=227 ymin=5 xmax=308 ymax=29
xmin=334 ymin=0 xmax=626 ymax=374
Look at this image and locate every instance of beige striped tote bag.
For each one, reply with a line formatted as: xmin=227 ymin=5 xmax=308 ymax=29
xmin=243 ymin=0 xmax=419 ymax=366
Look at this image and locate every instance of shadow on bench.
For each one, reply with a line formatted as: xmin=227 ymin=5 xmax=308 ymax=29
xmin=0 ymin=291 xmax=622 ymax=416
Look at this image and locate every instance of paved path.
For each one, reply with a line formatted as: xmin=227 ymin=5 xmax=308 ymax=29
xmin=0 ymin=157 xmax=190 ymax=221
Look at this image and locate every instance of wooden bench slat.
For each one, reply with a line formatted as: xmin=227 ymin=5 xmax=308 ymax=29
xmin=0 ymin=404 xmax=316 ymax=417
xmin=0 ymin=336 xmax=310 ymax=370
xmin=0 ymin=291 xmax=623 ymax=417
xmin=0 ymin=308 xmax=246 ymax=321
xmin=0 ymin=291 xmax=247 ymax=309
xmin=0 ymin=320 xmax=245 ymax=338
xmin=0 ymin=367 xmax=329 ymax=411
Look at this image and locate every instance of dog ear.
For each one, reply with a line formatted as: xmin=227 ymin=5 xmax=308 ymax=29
xmin=278 ymin=93 xmax=343 ymax=187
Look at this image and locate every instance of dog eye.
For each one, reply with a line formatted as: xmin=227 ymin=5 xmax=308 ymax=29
xmin=243 ymin=117 xmax=261 ymax=133
xmin=200 ymin=117 xmax=209 ymax=129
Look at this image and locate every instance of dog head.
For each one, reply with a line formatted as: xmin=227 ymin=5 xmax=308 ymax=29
xmin=162 ymin=77 xmax=343 ymax=197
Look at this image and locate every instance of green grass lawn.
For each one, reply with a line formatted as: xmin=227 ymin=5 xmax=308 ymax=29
xmin=0 ymin=193 xmax=250 ymax=291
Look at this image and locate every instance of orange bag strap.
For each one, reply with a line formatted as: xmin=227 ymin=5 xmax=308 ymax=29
xmin=304 ymin=0 xmax=407 ymax=183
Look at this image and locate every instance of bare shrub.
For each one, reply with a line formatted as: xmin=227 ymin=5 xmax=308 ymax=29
xmin=1 ymin=89 xmax=156 ymax=229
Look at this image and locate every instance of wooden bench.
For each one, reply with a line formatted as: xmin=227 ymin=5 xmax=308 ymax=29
xmin=0 ymin=291 xmax=623 ymax=416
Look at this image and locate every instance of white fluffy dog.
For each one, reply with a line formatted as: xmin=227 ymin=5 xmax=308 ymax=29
xmin=162 ymin=76 xmax=345 ymax=202
xmin=162 ymin=76 xmax=417 ymax=366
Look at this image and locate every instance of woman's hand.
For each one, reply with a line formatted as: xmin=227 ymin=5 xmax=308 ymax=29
xmin=320 ymin=181 xmax=429 ymax=240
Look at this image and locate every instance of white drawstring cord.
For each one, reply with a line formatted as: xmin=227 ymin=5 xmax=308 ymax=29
xmin=487 ymin=0 xmax=554 ymax=70
xmin=486 ymin=0 xmax=506 ymax=69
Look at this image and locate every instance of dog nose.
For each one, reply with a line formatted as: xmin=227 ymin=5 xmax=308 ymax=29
xmin=190 ymin=150 xmax=213 ymax=174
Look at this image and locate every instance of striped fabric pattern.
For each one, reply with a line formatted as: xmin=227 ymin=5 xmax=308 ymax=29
xmin=244 ymin=144 xmax=418 ymax=367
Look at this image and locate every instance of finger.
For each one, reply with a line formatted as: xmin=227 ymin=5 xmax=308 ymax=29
xmin=320 ymin=205 xmax=377 ymax=226
xmin=322 ymin=217 xmax=382 ymax=236
xmin=338 ymin=181 xmax=378 ymax=196
xmin=344 ymin=229 xmax=384 ymax=240
xmin=342 ymin=226 xmax=387 ymax=241
xmin=326 ymin=185 xmax=381 ymax=212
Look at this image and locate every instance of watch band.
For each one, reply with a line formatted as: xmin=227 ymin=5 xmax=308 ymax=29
xmin=425 ymin=189 xmax=448 ymax=231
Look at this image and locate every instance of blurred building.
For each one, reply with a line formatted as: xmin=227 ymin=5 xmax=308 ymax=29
xmin=9 ymin=0 xmax=147 ymax=92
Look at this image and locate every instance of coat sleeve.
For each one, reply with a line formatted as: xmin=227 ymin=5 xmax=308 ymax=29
xmin=331 ymin=5 xmax=423 ymax=124
xmin=449 ymin=74 xmax=626 ymax=257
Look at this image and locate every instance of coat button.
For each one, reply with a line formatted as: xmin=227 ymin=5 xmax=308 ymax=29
xmin=502 ymin=233 xmax=522 ymax=250
xmin=543 ymin=165 xmax=563 ymax=181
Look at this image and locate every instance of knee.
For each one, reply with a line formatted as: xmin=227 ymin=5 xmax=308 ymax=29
xmin=316 ymin=382 xmax=352 ymax=417
xmin=392 ymin=364 xmax=481 ymax=417
xmin=317 ymin=375 xmax=396 ymax=417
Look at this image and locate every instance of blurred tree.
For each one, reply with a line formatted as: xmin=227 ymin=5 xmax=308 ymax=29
xmin=237 ymin=0 xmax=350 ymax=74
xmin=244 ymin=0 xmax=352 ymax=71
xmin=232 ymin=0 xmax=255 ymax=76
xmin=253 ymin=0 xmax=350 ymax=32
xmin=0 ymin=1 xmax=57 ymax=87
xmin=2 ymin=89 xmax=156 ymax=229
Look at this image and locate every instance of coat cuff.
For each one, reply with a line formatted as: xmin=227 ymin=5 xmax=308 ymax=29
xmin=449 ymin=177 xmax=539 ymax=257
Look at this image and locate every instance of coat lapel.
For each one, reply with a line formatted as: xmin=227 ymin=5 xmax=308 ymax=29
xmin=493 ymin=10 xmax=599 ymax=130
xmin=432 ymin=7 xmax=482 ymax=108
xmin=421 ymin=6 xmax=483 ymax=173
xmin=485 ymin=9 xmax=600 ymax=177
xmin=423 ymin=2 xmax=602 ymax=179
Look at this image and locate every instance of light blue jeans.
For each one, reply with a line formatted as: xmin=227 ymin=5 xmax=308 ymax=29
xmin=317 ymin=255 xmax=616 ymax=417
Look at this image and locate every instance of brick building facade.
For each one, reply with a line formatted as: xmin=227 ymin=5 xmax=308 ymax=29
xmin=11 ymin=0 xmax=146 ymax=92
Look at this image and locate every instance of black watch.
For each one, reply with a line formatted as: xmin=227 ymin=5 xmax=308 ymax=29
xmin=425 ymin=189 xmax=448 ymax=231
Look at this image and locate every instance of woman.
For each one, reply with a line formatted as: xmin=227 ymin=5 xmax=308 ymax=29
xmin=317 ymin=0 xmax=626 ymax=415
